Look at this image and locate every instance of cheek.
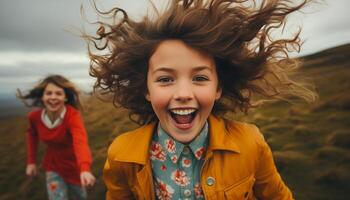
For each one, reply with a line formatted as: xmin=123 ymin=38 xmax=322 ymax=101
xmin=147 ymin=83 xmax=169 ymax=103
xmin=147 ymin=90 xmax=172 ymax=117
xmin=197 ymin=89 xmax=219 ymax=106
xmin=41 ymin=95 xmax=48 ymax=103
xmin=149 ymin=94 xmax=168 ymax=111
xmin=59 ymin=96 xmax=66 ymax=102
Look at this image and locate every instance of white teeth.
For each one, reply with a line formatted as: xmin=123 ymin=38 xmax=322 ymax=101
xmin=171 ymin=109 xmax=196 ymax=115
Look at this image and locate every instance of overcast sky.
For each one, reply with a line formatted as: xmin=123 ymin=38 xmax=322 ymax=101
xmin=0 ymin=0 xmax=349 ymax=98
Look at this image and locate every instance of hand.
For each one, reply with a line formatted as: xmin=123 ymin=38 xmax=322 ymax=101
xmin=80 ymin=171 xmax=96 ymax=187
xmin=26 ymin=164 xmax=38 ymax=178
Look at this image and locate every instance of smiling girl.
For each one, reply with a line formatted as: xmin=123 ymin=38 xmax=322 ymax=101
xmin=17 ymin=75 xmax=95 ymax=200
xmin=86 ymin=0 xmax=316 ymax=199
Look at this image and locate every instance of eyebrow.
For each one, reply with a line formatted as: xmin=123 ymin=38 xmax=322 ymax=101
xmin=152 ymin=66 xmax=214 ymax=74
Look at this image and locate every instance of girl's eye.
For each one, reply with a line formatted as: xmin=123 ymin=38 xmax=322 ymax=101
xmin=157 ymin=77 xmax=173 ymax=83
xmin=193 ymin=75 xmax=209 ymax=82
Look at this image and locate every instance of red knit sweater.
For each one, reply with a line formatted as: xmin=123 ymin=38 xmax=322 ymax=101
xmin=27 ymin=105 xmax=92 ymax=185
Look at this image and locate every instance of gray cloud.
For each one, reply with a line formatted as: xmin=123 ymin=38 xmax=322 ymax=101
xmin=0 ymin=0 xmax=88 ymax=51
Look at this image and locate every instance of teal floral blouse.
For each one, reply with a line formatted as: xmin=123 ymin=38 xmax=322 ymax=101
xmin=150 ymin=122 xmax=208 ymax=200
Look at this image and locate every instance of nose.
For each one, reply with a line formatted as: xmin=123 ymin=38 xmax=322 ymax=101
xmin=173 ymin=81 xmax=194 ymax=102
xmin=48 ymin=93 xmax=58 ymax=99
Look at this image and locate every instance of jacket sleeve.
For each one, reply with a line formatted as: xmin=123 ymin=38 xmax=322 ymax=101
xmin=103 ymin=145 xmax=135 ymax=200
xmin=27 ymin=113 xmax=38 ymax=165
xmin=253 ymin=126 xmax=294 ymax=200
xmin=69 ymin=110 xmax=92 ymax=172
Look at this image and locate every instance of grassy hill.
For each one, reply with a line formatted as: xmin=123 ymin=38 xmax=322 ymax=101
xmin=0 ymin=43 xmax=349 ymax=199
xmin=237 ymin=43 xmax=350 ymax=199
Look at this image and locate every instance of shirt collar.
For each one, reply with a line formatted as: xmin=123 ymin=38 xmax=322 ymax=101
xmin=155 ymin=122 xmax=209 ymax=164
xmin=41 ymin=106 xmax=66 ymax=129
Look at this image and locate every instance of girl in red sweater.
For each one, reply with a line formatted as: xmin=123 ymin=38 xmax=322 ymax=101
xmin=18 ymin=75 xmax=95 ymax=200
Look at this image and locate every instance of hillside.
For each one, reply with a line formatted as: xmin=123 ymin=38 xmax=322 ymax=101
xmin=0 ymin=43 xmax=349 ymax=199
xmin=238 ymin=43 xmax=350 ymax=199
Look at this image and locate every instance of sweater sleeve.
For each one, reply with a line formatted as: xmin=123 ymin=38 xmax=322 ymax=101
xmin=27 ymin=113 xmax=39 ymax=165
xmin=252 ymin=126 xmax=294 ymax=200
xmin=69 ymin=109 xmax=92 ymax=172
xmin=103 ymin=140 xmax=136 ymax=200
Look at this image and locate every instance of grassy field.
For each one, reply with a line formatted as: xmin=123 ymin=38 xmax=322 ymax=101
xmin=0 ymin=44 xmax=349 ymax=199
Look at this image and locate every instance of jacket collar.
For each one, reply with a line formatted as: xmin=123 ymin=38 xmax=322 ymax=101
xmin=207 ymin=115 xmax=240 ymax=153
xmin=115 ymin=115 xmax=240 ymax=165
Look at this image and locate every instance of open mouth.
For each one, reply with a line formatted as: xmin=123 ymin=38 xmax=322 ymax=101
xmin=48 ymin=103 xmax=58 ymax=107
xmin=169 ymin=108 xmax=197 ymax=125
xmin=47 ymin=102 xmax=61 ymax=109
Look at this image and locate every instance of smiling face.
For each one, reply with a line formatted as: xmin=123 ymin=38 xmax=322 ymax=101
xmin=146 ymin=40 xmax=222 ymax=143
xmin=41 ymin=83 xmax=66 ymax=115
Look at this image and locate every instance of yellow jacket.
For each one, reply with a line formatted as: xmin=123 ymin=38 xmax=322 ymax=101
xmin=104 ymin=115 xmax=293 ymax=200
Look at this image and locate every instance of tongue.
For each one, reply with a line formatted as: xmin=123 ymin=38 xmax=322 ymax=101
xmin=173 ymin=114 xmax=193 ymax=124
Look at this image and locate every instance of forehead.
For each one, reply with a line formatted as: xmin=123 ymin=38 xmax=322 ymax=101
xmin=148 ymin=40 xmax=215 ymax=71
xmin=44 ymin=82 xmax=64 ymax=92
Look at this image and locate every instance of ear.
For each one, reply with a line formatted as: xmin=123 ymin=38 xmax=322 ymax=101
xmin=215 ymin=87 xmax=222 ymax=100
xmin=145 ymin=92 xmax=151 ymax=102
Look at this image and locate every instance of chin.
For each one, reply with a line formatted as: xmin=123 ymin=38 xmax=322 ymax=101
xmin=169 ymin=130 xmax=198 ymax=143
xmin=46 ymin=105 xmax=64 ymax=113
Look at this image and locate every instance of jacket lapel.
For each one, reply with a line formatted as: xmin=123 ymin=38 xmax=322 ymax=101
xmin=208 ymin=115 xmax=241 ymax=153
xmin=136 ymin=160 xmax=155 ymax=200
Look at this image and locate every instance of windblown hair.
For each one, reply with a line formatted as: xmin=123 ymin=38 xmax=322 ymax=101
xmin=17 ymin=75 xmax=82 ymax=110
xmin=85 ymin=0 xmax=317 ymax=125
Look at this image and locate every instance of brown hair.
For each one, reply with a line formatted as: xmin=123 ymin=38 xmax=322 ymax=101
xmin=85 ymin=0 xmax=317 ymax=125
xmin=17 ymin=75 xmax=82 ymax=110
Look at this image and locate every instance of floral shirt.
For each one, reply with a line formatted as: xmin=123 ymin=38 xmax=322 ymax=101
xmin=150 ymin=122 xmax=208 ymax=200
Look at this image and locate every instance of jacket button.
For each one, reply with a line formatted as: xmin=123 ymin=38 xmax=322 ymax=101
xmin=206 ymin=176 xmax=215 ymax=186
xmin=183 ymin=146 xmax=190 ymax=155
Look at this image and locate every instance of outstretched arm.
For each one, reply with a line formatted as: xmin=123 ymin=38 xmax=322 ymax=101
xmin=69 ymin=110 xmax=95 ymax=186
xmin=26 ymin=114 xmax=38 ymax=178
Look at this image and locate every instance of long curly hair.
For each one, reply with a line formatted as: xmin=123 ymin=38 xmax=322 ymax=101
xmin=85 ymin=0 xmax=317 ymax=125
xmin=17 ymin=75 xmax=82 ymax=110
